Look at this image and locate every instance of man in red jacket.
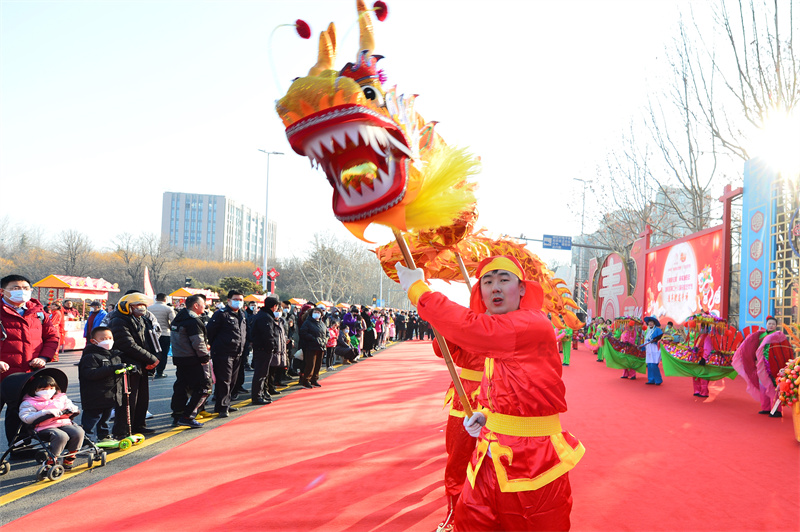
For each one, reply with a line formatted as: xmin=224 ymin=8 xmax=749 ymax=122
xmin=0 ymin=274 xmax=60 ymax=444
xmin=397 ymin=256 xmax=584 ymax=532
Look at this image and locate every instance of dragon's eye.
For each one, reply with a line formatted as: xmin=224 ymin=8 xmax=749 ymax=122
xmin=362 ymin=86 xmax=384 ymax=106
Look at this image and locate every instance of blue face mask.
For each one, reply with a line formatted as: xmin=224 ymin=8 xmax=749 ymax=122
xmin=312 ymin=312 xmax=321 ymax=320
xmin=273 ymin=311 xmax=282 ymax=318
xmin=229 ymin=300 xmax=243 ymax=310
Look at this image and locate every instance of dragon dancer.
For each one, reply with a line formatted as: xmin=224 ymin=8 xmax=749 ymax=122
xmin=396 ymin=255 xmax=584 ymax=531
xmin=432 ymin=340 xmax=483 ymax=532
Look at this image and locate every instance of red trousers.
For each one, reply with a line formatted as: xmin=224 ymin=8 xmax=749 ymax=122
xmin=445 ymin=414 xmax=478 ymax=498
xmin=455 ymin=463 xmax=572 ymax=531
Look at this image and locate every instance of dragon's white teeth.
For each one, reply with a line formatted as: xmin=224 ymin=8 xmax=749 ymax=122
xmin=346 ymin=127 xmax=361 ymax=146
xmin=333 ymin=129 xmax=348 ymax=150
xmin=377 ymin=168 xmax=389 ymax=183
xmin=386 ymin=134 xmax=413 ymax=158
xmin=373 ymin=128 xmax=388 ymax=147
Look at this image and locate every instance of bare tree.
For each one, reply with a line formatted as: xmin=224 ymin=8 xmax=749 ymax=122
xmin=51 ymin=229 xmax=93 ymax=276
xmin=692 ymin=0 xmax=799 ymax=160
xmin=298 ymin=233 xmax=364 ymax=303
xmin=140 ymin=233 xmax=176 ymax=293
xmin=590 ymin=124 xmax=676 ymax=252
xmin=112 ymin=233 xmax=148 ymax=290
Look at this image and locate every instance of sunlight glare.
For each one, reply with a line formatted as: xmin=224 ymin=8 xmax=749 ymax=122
xmin=752 ymin=108 xmax=800 ymax=179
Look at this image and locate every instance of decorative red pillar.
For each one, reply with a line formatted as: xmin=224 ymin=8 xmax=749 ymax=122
xmin=719 ymin=184 xmax=743 ymax=320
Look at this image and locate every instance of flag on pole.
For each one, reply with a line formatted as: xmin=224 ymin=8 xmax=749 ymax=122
xmin=143 ymin=266 xmax=155 ymax=298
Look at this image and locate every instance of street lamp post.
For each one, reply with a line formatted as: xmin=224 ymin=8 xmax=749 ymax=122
xmin=573 ymin=178 xmax=591 ymax=312
xmin=258 ymin=149 xmax=284 ymax=293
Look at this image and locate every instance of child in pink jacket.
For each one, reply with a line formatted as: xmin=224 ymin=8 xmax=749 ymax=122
xmin=19 ymin=374 xmax=85 ymax=469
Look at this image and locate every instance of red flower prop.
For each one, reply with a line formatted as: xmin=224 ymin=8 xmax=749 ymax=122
xmin=373 ymin=1 xmax=388 ymax=21
xmin=295 ymin=19 xmax=311 ymax=39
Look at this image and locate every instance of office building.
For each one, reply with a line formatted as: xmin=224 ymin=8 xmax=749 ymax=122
xmin=161 ymin=191 xmax=276 ymax=262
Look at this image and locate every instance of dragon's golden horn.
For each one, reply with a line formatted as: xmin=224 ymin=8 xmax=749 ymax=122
xmin=308 ymin=23 xmax=337 ymax=76
xmin=357 ymin=0 xmax=375 ymax=54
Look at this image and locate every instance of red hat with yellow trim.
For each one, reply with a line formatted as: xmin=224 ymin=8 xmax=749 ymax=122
xmin=468 ymin=255 xmax=543 ymax=313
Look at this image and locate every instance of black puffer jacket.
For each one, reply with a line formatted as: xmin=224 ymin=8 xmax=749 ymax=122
xmin=109 ymin=313 xmax=159 ymax=370
xmin=299 ymin=315 xmax=327 ymax=352
xmin=206 ymin=307 xmax=247 ymax=357
xmin=251 ymin=308 xmax=280 ymax=354
xmin=78 ymin=343 xmax=124 ymax=409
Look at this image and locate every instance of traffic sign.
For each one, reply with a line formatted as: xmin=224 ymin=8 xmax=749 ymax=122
xmin=542 ymin=234 xmax=572 ymax=250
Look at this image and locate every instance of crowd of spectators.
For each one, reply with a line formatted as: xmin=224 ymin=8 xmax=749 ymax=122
xmin=1 ymin=272 xmax=428 ymax=455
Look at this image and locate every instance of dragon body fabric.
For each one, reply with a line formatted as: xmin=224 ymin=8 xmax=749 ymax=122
xmin=276 ymin=0 xmax=478 ymax=241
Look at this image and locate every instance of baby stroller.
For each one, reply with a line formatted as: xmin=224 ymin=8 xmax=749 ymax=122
xmin=0 ymin=367 xmax=107 ymax=481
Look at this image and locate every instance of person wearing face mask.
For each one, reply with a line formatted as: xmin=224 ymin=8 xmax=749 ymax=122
xmin=78 ymin=326 xmax=125 ymax=442
xmin=250 ymin=297 xmax=286 ymax=404
xmin=242 ymin=302 xmax=258 ymax=372
xmin=1 ymin=274 xmax=61 ymax=446
xmin=298 ymin=306 xmax=328 ymax=388
xmin=49 ymin=301 xmax=66 ymax=360
xmin=109 ymin=293 xmax=160 ymax=437
xmin=206 ymin=290 xmax=248 ymax=417
xmin=19 ymin=374 xmax=84 ymax=470
xmin=83 ymin=301 xmax=108 ymax=341
xmin=170 ymin=294 xmax=212 ymax=428
xmin=148 ymin=293 xmax=176 ymax=379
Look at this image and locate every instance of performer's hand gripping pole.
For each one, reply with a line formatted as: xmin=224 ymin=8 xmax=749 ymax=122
xmin=393 ymin=230 xmax=474 ymax=417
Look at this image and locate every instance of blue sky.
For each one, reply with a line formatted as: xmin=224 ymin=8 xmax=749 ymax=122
xmin=1 ymin=0 xmax=687 ymax=263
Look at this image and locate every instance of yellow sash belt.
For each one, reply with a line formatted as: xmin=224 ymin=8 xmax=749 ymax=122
xmin=485 ymin=412 xmax=562 ymax=437
xmin=459 ymin=368 xmax=483 ymax=382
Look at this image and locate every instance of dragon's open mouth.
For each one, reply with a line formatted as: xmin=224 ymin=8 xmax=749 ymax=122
xmin=286 ymin=104 xmax=412 ymax=222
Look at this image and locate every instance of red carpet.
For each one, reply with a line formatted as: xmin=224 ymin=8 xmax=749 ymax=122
xmin=4 ymin=342 xmax=799 ymax=531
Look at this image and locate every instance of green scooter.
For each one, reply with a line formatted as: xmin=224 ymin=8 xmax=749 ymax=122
xmin=96 ymin=365 xmax=145 ymax=451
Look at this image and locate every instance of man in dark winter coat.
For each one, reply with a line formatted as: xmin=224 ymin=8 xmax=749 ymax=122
xmin=206 ymin=290 xmax=247 ymax=417
xmin=250 ymin=297 xmax=282 ymax=404
xmin=109 ymin=293 xmax=159 ymax=437
xmin=169 ymin=294 xmax=212 ymax=428
xmin=394 ymin=310 xmax=406 ymax=341
xmin=298 ymin=307 xmax=327 ymax=388
xmin=78 ymin=326 xmax=125 ymax=442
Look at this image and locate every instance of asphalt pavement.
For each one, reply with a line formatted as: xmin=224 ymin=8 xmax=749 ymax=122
xmin=0 ymin=346 xmax=360 ymax=525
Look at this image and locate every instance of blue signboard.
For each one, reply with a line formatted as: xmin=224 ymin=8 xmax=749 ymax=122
xmin=543 ymin=234 xmax=572 ymax=250
xmin=739 ymin=158 xmax=776 ymax=329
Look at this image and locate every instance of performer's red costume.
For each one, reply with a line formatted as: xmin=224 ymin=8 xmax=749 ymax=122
xmin=412 ymin=256 xmax=585 ymax=531
xmin=432 ymin=340 xmax=483 ymax=529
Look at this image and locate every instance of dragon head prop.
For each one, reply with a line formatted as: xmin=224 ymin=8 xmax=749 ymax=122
xmin=275 ymin=0 xmax=478 ymax=240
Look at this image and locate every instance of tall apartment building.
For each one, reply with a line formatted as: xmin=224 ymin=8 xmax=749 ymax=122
xmin=161 ymin=192 xmax=276 ymax=263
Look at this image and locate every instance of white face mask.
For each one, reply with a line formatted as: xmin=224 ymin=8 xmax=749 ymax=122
xmin=35 ymin=389 xmax=56 ymax=400
xmin=312 ymin=312 xmax=321 ymax=320
xmin=6 ymin=289 xmax=32 ymax=304
xmin=273 ymin=311 xmax=282 ymax=318
xmin=229 ymin=300 xmax=243 ymax=310
xmin=96 ymin=339 xmax=114 ymax=350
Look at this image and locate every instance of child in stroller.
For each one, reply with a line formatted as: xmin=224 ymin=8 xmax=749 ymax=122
xmin=19 ymin=373 xmax=85 ymax=470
